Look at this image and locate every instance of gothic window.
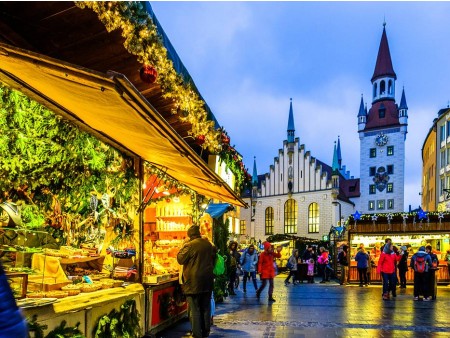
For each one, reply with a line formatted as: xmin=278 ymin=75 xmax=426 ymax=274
xmin=377 ymin=200 xmax=385 ymax=210
xmin=373 ymin=83 xmax=377 ymax=99
xmin=388 ymin=80 xmax=393 ymax=94
xmin=240 ymin=220 xmax=246 ymax=235
xmin=387 ymin=165 xmax=394 ymax=175
xmin=387 ymin=199 xmax=394 ymax=209
xmin=370 ymin=148 xmax=376 ymax=158
xmin=368 ymin=200 xmax=375 ymax=211
xmin=308 ymin=203 xmax=319 ymax=233
xmin=380 ymin=80 xmax=386 ymax=95
xmin=387 ymin=183 xmax=394 ymax=193
xmin=265 ymin=207 xmax=274 ymax=235
xmin=369 ymin=185 xmax=376 ymax=194
xmin=284 ymin=199 xmax=298 ymax=234
xmin=387 ymin=146 xmax=394 ymax=156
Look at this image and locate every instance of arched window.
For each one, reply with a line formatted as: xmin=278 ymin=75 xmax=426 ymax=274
xmin=388 ymin=80 xmax=393 ymax=94
xmin=380 ymin=80 xmax=386 ymax=95
xmin=265 ymin=207 xmax=274 ymax=235
xmin=284 ymin=199 xmax=298 ymax=234
xmin=308 ymin=202 xmax=319 ymax=233
xmin=373 ymin=83 xmax=377 ymax=99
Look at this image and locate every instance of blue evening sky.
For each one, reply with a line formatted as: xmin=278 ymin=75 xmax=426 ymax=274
xmin=150 ymin=1 xmax=450 ymax=211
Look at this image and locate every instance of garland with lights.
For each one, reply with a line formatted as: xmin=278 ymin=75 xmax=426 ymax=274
xmin=76 ymin=1 xmax=221 ymax=153
xmin=218 ymin=140 xmax=249 ymax=193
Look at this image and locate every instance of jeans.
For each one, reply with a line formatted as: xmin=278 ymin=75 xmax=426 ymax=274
xmin=257 ymin=278 xmax=274 ymax=298
xmin=413 ymin=272 xmax=429 ymax=298
xmin=229 ymin=267 xmax=237 ymax=293
xmin=186 ymin=292 xmax=212 ymax=338
xmin=319 ymin=264 xmax=329 ymax=281
xmin=243 ymin=271 xmax=258 ymax=290
xmin=285 ymin=270 xmax=297 ymax=284
xmin=357 ymin=267 xmax=368 ymax=285
xmin=381 ymin=272 xmax=396 ymax=295
xmin=340 ymin=265 xmax=348 ymax=284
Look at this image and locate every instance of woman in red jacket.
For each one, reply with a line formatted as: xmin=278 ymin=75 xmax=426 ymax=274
xmin=256 ymin=241 xmax=282 ymax=302
xmin=377 ymin=243 xmax=401 ymax=300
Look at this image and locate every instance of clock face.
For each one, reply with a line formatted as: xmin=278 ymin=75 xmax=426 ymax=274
xmin=375 ymin=133 xmax=388 ymax=147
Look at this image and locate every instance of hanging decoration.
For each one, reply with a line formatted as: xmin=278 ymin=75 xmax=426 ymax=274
xmin=438 ymin=212 xmax=444 ymax=230
xmin=139 ymin=65 xmax=158 ymax=84
xmin=371 ymin=215 xmax=378 ymax=227
xmin=386 ymin=213 xmax=393 ymax=231
xmin=352 ymin=210 xmax=361 ymax=230
xmin=402 ymin=214 xmax=408 ymax=232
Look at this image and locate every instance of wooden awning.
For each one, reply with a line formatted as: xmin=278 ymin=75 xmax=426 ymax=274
xmin=0 ymin=43 xmax=245 ymax=207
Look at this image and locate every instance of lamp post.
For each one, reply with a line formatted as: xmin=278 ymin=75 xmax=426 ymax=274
xmin=331 ymin=201 xmax=342 ymax=277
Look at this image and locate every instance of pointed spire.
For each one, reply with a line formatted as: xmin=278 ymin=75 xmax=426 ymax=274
xmin=252 ymin=156 xmax=258 ymax=187
xmin=332 ymin=141 xmax=339 ymax=174
xmin=399 ymin=87 xmax=408 ymax=110
xmin=337 ymin=136 xmax=342 ymax=169
xmin=287 ymin=98 xmax=295 ymax=143
xmin=358 ymin=95 xmax=366 ymax=117
xmin=371 ymin=24 xmax=397 ymax=82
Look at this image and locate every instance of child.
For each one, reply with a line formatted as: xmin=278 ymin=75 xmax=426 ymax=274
xmin=307 ymin=258 xmax=315 ymax=283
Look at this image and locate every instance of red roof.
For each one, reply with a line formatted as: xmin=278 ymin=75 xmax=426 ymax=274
xmin=365 ymin=100 xmax=399 ymax=131
xmin=371 ymin=27 xmax=397 ymax=82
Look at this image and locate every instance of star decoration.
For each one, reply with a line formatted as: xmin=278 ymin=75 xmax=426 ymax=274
xmin=418 ymin=208 xmax=427 ymax=220
xmin=438 ymin=212 xmax=444 ymax=220
xmin=402 ymin=214 xmax=408 ymax=220
xmin=386 ymin=213 xmax=393 ymax=221
xmin=353 ymin=210 xmax=361 ymax=221
xmin=371 ymin=215 xmax=378 ymax=222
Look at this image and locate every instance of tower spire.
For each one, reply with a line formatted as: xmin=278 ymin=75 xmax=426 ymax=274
xmin=371 ymin=25 xmax=397 ymax=82
xmin=336 ymin=136 xmax=342 ymax=169
xmin=287 ymin=98 xmax=295 ymax=143
xmin=252 ymin=156 xmax=258 ymax=187
xmin=332 ymin=141 xmax=339 ymax=174
xmin=399 ymin=87 xmax=408 ymax=110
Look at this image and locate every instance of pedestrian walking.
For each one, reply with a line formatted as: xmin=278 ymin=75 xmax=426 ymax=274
xmin=177 ymin=226 xmax=215 ymax=338
xmin=256 ymin=241 xmax=282 ymax=302
xmin=226 ymin=241 xmax=241 ymax=296
xmin=240 ymin=244 xmax=258 ymax=293
xmin=377 ymin=242 xmax=401 ymax=300
xmin=410 ymin=246 xmax=432 ymax=301
xmin=306 ymin=258 xmax=315 ymax=283
xmin=398 ymin=246 xmax=409 ymax=289
xmin=317 ymin=247 xmax=330 ymax=283
xmin=355 ymin=247 xmax=369 ymax=287
xmin=337 ymin=245 xmax=349 ymax=285
xmin=285 ymin=249 xmax=299 ymax=286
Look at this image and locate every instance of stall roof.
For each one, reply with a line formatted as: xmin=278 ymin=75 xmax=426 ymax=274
xmin=205 ymin=203 xmax=233 ymax=219
xmin=0 ymin=43 xmax=245 ymax=207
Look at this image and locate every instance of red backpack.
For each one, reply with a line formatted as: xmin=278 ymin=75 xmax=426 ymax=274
xmin=414 ymin=256 xmax=426 ymax=273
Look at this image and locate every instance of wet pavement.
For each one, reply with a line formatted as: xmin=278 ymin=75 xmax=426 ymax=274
xmin=157 ymin=274 xmax=450 ymax=338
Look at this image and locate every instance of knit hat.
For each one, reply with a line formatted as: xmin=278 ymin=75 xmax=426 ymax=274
xmin=419 ymin=246 xmax=426 ymax=252
xmin=401 ymin=246 xmax=407 ymax=251
xmin=187 ymin=225 xmax=201 ymax=239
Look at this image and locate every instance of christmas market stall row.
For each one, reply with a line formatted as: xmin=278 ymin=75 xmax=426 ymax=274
xmin=344 ymin=210 xmax=450 ymax=284
xmin=0 ymin=2 xmax=248 ymax=337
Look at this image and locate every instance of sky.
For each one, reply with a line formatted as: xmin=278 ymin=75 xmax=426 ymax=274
xmin=150 ymin=1 xmax=450 ymax=211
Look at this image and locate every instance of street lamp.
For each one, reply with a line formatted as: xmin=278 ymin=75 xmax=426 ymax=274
xmin=251 ymin=186 xmax=257 ymax=221
xmin=332 ymin=201 xmax=342 ymax=225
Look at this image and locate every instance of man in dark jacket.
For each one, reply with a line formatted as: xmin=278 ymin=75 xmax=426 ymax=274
xmin=338 ymin=245 xmax=349 ymax=285
xmin=0 ymin=261 xmax=28 ymax=338
xmin=177 ymin=226 xmax=215 ymax=338
xmin=410 ymin=246 xmax=432 ymax=301
xmin=226 ymin=241 xmax=241 ymax=295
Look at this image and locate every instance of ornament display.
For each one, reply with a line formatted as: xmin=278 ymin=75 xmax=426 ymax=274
xmin=139 ymin=65 xmax=158 ymax=84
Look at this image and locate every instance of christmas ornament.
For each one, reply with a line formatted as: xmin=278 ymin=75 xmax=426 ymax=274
xmin=352 ymin=210 xmax=361 ymax=230
xmin=139 ymin=65 xmax=158 ymax=84
xmin=371 ymin=215 xmax=378 ymax=227
xmin=196 ymin=135 xmax=206 ymax=146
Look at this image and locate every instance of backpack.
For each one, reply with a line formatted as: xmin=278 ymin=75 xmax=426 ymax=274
xmin=414 ymin=256 xmax=426 ymax=273
xmin=213 ymin=253 xmax=225 ymax=276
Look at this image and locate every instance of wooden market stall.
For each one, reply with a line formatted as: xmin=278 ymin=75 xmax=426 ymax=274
xmin=346 ymin=212 xmax=450 ymax=284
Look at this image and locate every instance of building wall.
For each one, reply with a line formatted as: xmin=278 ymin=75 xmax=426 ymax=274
xmin=436 ymin=110 xmax=450 ymax=211
xmin=359 ymin=126 xmax=405 ymax=213
xmin=421 ymin=126 xmax=436 ymax=211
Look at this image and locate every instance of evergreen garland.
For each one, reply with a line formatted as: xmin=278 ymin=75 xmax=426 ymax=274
xmin=212 ymin=217 xmax=230 ymax=302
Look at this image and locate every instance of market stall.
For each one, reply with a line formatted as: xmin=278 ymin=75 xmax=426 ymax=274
xmin=346 ymin=212 xmax=450 ymax=284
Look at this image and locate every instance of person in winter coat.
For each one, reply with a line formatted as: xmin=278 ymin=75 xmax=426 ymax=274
xmin=398 ymin=246 xmax=409 ymax=289
xmin=377 ymin=242 xmax=401 ymax=300
xmin=410 ymin=246 xmax=433 ymax=301
xmin=284 ymin=249 xmax=299 ymax=286
xmin=226 ymin=241 xmax=241 ymax=295
xmin=317 ymin=247 xmax=330 ymax=283
xmin=0 ymin=261 xmax=28 ymax=338
xmin=355 ymin=247 xmax=369 ymax=286
xmin=256 ymin=241 xmax=282 ymax=302
xmin=177 ymin=226 xmax=215 ymax=338
xmin=240 ymin=244 xmax=258 ymax=292
xmin=337 ymin=245 xmax=349 ymax=285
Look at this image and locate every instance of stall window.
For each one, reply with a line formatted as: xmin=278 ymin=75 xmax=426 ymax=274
xmin=308 ymin=202 xmax=319 ymax=233
xmin=377 ymin=200 xmax=385 ymax=210
xmin=240 ymin=220 xmax=246 ymax=235
xmin=369 ymin=167 xmax=376 ymax=176
xmin=387 ymin=146 xmax=394 ymax=156
xmin=368 ymin=200 xmax=375 ymax=211
xmin=387 ymin=165 xmax=394 ymax=175
xmin=370 ymin=148 xmax=376 ymax=158
xmin=369 ymin=185 xmax=376 ymax=194
xmin=387 ymin=199 xmax=394 ymax=209
xmin=387 ymin=183 xmax=394 ymax=193
xmin=265 ymin=207 xmax=274 ymax=235
xmin=284 ymin=199 xmax=298 ymax=234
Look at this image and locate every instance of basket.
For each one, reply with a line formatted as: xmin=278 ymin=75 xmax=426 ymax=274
xmin=101 ymin=281 xmax=114 ymax=289
xmin=66 ymin=289 xmax=81 ymax=296
xmin=80 ymin=283 xmax=102 ymax=293
xmin=45 ymin=291 xmax=68 ymax=299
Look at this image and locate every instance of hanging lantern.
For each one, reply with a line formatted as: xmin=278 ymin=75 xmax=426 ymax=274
xmin=139 ymin=65 xmax=158 ymax=84
xmin=196 ymin=135 xmax=206 ymax=146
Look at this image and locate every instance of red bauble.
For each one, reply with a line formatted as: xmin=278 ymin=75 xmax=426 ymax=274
xmin=140 ymin=65 xmax=158 ymax=84
xmin=196 ymin=135 xmax=206 ymax=145
xmin=221 ymin=133 xmax=230 ymax=145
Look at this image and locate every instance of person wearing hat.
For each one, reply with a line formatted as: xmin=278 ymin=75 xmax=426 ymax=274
xmin=398 ymin=246 xmax=409 ymax=289
xmin=177 ymin=226 xmax=215 ymax=338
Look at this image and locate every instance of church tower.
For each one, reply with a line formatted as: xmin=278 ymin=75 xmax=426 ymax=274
xmin=358 ymin=24 xmax=408 ymax=213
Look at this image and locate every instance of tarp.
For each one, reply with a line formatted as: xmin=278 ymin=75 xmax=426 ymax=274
xmin=205 ymin=203 xmax=233 ymax=219
xmin=0 ymin=43 xmax=245 ymax=207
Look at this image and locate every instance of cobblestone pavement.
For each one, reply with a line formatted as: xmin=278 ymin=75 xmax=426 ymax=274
xmin=157 ymin=275 xmax=450 ymax=338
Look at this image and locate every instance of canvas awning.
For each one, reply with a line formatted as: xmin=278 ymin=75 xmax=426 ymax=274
xmin=0 ymin=43 xmax=246 ymax=207
xmin=205 ymin=203 xmax=234 ymax=219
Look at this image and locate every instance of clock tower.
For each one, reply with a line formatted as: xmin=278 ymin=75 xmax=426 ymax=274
xmin=358 ymin=24 xmax=408 ymax=213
